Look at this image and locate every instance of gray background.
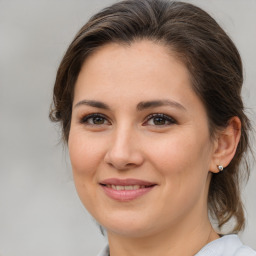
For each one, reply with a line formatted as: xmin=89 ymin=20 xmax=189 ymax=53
xmin=0 ymin=0 xmax=255 ymax=255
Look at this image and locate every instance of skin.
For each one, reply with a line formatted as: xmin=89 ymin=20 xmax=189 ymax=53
xmin=68 ymin=40 xmax=241 ymax=256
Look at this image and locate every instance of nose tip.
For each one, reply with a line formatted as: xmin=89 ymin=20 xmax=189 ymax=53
xmin=104 ymin=153 xmax=138 ymax=170
xmin=104 ymin=134 xmax=144 ymax=170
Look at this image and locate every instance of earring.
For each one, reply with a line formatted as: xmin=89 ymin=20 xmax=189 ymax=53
xmin=217 ymin=165 xmax=224 ymax=171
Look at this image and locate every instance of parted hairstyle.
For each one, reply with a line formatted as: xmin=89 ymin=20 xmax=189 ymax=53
xmin=49 ymin=0 xmax=252 ymax=233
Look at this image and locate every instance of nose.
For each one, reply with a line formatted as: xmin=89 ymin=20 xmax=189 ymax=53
xmin=104 ymin=126 xmax=144 ymax=170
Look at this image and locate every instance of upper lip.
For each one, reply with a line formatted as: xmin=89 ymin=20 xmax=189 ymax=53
xmin=99 ymin=178 xmax=156 ymax=187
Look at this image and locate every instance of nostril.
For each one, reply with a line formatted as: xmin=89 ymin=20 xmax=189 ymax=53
xmin=106 ymin=161 xmax=137 ymax=170
xmin=126 ymin=163 xmax=136 ymax=167
xmin=104 ymin=142 xmax=144 ymax=170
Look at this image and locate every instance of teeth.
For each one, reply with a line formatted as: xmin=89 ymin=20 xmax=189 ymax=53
xmin=107 ymin=185 xmax=146 ymax=190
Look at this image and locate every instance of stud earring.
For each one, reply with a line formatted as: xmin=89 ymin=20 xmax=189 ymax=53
xmin=217 ymin=165 xmax=224 ymax=171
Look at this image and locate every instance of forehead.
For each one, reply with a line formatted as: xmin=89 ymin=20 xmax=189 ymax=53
xmin=75 ymin=40 xmax=194 ymax=99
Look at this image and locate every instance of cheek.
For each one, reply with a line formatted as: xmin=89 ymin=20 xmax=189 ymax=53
xmin=148 ymin=129 xmax=212 ymax=190
xmin=68 ymin=130 xmax=104 ymax=211
xmin=148 ymin=134 xmax=202 ymax=170
xmin=150 ymin=138 xmax=210 ymax=218
xmin=68 ymin=129 xmax=105 ymax=176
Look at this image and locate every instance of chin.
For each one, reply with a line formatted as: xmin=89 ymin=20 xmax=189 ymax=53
xmin=105 ymin=224 xmax=154 ymax=238
xmin=97 ymin=211 xmax=158 ymax=238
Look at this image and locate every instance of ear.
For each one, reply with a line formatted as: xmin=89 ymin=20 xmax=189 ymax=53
xmin=210 ymin=116 xmax=241 ymax=173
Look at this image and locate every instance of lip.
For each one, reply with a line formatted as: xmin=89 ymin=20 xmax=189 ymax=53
xmin=100 ymin=178 xmax=156 ymax=186
xmin=99 ymin=178 xmax=157 ymax=202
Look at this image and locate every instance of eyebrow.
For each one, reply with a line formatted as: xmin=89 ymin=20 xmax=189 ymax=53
xmin=74 ymin=99 xmax=186 ymax=111
xmin=136 ymin=100 xmax=186 ymax=111
xmin=74 ymin=100 xmax=110 ymax=110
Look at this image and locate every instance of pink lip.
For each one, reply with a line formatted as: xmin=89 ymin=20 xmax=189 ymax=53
xmin=99 ymin=178 xmax=156 ymax=202
xmin=100 ymin=178 xmax=155 ymax=186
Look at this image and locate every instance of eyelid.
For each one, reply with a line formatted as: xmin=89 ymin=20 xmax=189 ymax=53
xmin=142 ymin=113 xmax=177 ymax=126
xmin=80 ymin=113 xmax=111 ymax=125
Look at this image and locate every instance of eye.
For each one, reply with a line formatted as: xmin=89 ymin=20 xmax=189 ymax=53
xmin=143 ymin=113 xmax=176 ymax=126
xmin=80 ymin=113 xmax=110 ymax=126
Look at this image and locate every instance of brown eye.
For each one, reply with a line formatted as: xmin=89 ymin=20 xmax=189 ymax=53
xmin=92 ymin=116 xmax=105 ymax=124
xmin=143 ymin=113 xmax=176 ymax=126
xmin=152 ymin=116 xmax=167 ymax=125
xmin=81 ymin=113 xmax=110 ymax=125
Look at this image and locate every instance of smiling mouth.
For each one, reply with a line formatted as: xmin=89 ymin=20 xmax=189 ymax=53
xmin=103 ymin=184 xmax=154 ymax=190
xmin=99 ymin=178 xmax=156 ymax=201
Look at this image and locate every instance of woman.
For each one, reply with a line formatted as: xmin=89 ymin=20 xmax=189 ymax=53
xmin=49 ymin=0 xmax=255 ymax=255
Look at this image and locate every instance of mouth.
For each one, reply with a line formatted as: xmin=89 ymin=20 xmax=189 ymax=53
xmin=103 ymin=184 xmax=153 ymax=190
xmin=99 ymin=178 xmax=157 ymax=201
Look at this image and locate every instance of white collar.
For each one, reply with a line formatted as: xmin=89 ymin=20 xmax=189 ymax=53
xmin=96 ymin=234 xmax=256 ymax=256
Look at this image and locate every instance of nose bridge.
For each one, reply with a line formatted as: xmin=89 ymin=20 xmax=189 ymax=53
xmin=113 ymin=123 xmax=130 ymax=148
xmin=104 ymin=122 xmax=143 ymax=169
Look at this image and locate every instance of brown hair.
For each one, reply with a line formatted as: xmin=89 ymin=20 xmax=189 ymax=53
xmin=49 ymin=0 xmax=251 ymax=233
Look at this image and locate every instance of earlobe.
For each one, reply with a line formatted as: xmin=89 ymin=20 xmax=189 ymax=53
xmin=210 ymin=116 xmax=241 ymax=173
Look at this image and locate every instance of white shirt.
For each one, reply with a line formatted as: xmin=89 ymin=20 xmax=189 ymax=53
xmin=97 ymin=235 xmax=256 ymax=256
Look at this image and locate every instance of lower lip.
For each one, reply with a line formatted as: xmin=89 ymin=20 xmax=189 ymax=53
xmin=101 ymin=185 xmax=155 ymax=201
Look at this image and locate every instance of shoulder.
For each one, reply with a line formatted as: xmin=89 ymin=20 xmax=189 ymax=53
xmin=196 ymin=234 xmax=256 ymax=256
xmin=96 ymin=236 xmax=256 ymax=256
xmin=96 ymin=245 xmax=109 ymax=256
xmin=234 ymin=245 xmax=256 ymax=256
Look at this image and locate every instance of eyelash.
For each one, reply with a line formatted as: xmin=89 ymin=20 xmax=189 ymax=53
xmin=79 ymin=113 xmax=176 ymax=127
xmin=143 ymin=113 xmax=176 ymax=126
xmin=80 ymin=113 xmax=110 ymax=126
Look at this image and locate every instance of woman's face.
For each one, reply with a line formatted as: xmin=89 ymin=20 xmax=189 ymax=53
xmin=69 ymin=40 xmax=216 ymax=237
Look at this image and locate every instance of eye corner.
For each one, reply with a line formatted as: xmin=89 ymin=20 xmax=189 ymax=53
xmin=143 ymin=113 xmax=177 ymax=127
xmin=79 ymin=113 xmax=111 ymax=126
